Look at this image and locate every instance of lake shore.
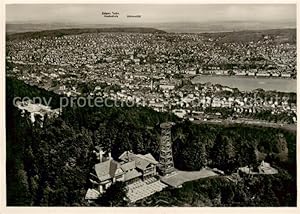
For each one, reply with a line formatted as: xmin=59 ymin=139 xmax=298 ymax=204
xmin=192 ymin=75 xmax=296 ymax=93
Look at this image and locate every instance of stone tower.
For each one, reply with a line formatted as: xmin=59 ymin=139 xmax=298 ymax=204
xmin=159 ymin=122 xmax=175 ymax=175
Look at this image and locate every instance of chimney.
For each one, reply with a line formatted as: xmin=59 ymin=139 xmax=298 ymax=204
xmin=99 ymin=149 xmax=105 ymax=163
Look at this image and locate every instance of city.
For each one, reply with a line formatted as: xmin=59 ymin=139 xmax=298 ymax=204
xmin=4 ymin=3 xmax=297 ymax=208
xmin=6 ymin=29 xmax=297 ymax=126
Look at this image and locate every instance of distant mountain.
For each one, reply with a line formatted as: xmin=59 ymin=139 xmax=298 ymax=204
xmin=6 ymin=27 xmax=166 ymax=41
xmin=6 ymin=26 xmax=296 ymax=45
xmin=6 ymin=23 xmax=124 ymax=34
xmin=6 ymin=20 xmax=296 ymax=34
xmin=148 ymin=21 xmax=296 ymax=33
xmin=200 ymin=28 xmax=296 ymax=44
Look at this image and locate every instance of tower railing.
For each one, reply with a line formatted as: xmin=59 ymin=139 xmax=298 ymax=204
xmin=159 ymin=122 xmax=175 ymax=175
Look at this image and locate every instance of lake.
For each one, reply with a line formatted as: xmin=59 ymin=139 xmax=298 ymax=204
xmin=192 ymin=75 xmax=296 ymax=93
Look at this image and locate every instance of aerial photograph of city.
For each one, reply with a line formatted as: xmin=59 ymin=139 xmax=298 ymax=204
xmin=5 ymin=3 xmax=297 ymax=207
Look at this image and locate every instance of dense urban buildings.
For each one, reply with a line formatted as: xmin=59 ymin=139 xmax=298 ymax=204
xmin=6 ymin=29 xmax=297 ymax=125
xmin=5 ymin=3 xmax=297 ymax=208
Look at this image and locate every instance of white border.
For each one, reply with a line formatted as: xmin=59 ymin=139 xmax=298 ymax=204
xmin=1 ymin=1 xmax=299 ymax=214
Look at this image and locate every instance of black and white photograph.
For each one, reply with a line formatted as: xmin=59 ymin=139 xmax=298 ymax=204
xmin=3 ymin=1 xmax=298 ymax=208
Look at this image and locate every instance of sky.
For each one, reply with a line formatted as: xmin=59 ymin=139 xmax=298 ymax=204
xmin=6 ymin=4 xmax=296 ymax=25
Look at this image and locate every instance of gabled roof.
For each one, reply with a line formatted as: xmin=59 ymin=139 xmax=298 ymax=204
xmin=94 ymin=159 xmax=122 ymax=181
xmin=134 ymin=157 xmax=150 ymax=171
xmin=135 ymin=154 xmax=158 ymax=170
xmin=119 ymin=151 xmax=136 ymax=162
xmin=124 ymin=169 xmax=142 ymax=181
xmin=119 ymin=151 xmax=158 ymax=171
xmin=139 ymin=153 xmax=158 ymax=164
xmin=85 ymin=188 xmax=100 ymax=200
xmin=120 ymin=160 xmax=136 ymax=172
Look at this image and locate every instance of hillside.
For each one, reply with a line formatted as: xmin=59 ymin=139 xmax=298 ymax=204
xmin=6 ymin=77 xmax=296 ymax=206
xmin=6 ymin=27 xmax=166 ymax=41
xmin=6 ymin=25 xmax=295 ymax=45
xmin=200 ymin=28 xmax=296 ymax=44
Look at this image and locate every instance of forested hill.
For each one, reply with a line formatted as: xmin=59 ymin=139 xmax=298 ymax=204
xmin=6 ymin=27 xmax=166 ymax=41
xmin=6 ymin=26 xmax=295 ymax=45
xmin=200 ymin=28 xmax=296 ymax=44
xmin=6 ymin=77 xmax=296 ymax=206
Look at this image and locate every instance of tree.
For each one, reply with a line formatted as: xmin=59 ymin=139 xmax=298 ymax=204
xmin=211 ymin=134 xmax=238 ymax=174
xmin=96 ymin=182 xmax=128 ymax=206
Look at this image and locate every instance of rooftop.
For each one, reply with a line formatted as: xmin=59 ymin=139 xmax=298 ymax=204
xmin=160 ymin=122 xmax=173 ymax=129
xmin=94 ymin=159 xmax=121 ymax=181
